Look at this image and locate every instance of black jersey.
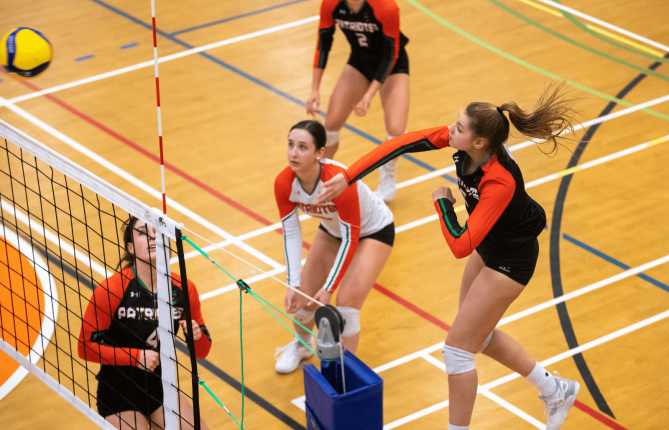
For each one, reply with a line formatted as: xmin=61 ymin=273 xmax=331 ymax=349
xmin=444 ymin=150 xmax=547 ymax=260
xmin=78 ymin=268 xmax=211 ymax=381
xmin=315 ymin=0 xmax=408 ymax=83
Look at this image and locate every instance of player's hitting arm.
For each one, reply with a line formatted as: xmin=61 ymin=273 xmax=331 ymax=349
xmin=433 ymin=174 xmax=514 ymax=259
xmin=317 ymin=126 xmax=450 ymax=204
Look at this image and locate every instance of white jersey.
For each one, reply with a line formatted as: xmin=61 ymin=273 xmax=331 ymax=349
xmin=274 ymin=159 xmax=393 ymax=292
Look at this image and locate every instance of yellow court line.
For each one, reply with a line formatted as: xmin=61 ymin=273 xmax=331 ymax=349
xmin=586 ymin=24 xmax=666 ymax=58
xmin=516 ymin=0 xmax=563 ymax=18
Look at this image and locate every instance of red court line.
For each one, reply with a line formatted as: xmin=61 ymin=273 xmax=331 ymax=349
xmin=16 ymin=80 xmax=452 ymax=332
xmin=575 ymin=401 xmax=628 ymax=430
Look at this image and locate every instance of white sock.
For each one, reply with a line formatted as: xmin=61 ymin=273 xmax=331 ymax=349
xmin=527 ymin=362 xmax=557 ymax=397
xmin=448 ymin=424 xmax=469 ymax=430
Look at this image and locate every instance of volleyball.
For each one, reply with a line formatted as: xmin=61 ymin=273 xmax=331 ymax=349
xmin=0 ymin=27 xmax=52 ymax=79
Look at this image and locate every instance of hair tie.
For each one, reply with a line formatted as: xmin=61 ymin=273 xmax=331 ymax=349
xmin=496 ymin=106 xmax=503 ymax=114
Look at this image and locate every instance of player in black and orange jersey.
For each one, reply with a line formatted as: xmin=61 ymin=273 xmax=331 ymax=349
xmin=317 ymin=84 xmax=581 ymax=430
xmin=78 ymin=216 xmax=211 ymax=430
xmin=307 ymin=0 xmax=410 ymax=202
xmin=273 ymin=120 xmax=394 ymax=374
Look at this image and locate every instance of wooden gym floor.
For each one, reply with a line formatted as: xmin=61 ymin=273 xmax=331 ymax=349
xmin=1 ymin=0 xmax=668 ymax=428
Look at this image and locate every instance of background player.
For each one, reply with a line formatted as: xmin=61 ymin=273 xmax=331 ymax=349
xmin=307 ymin=0 xmax=410 ymax=202
xmin=78 ymin=216 xmax=212 ymax=430
xmin=317 ymin=84 xmax=581 ymax=430
xmin=273 ymin=120 xmax=394 ymax=374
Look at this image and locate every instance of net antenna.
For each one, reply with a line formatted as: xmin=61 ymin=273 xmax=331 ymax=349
xmin=0 ymin=119 xmax=200 ymax=430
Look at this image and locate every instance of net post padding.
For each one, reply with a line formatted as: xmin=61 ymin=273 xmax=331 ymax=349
xmin=175 ymin=228 xmax=201 ymax=430
xmin=152 ymin=208 xmax=181 ymax=430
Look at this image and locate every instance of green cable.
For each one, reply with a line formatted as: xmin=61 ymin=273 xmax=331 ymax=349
xmin=182 ymin=235 xmax=237 ymax=282
xmin=239 ymin=289 xmax=245 ymax=429
xmin=406 ymin=0 xmax=669 ymax=122
xmin=247 ymin=289 xmax=318 ymax=355
xmin=247 ymin=289 xmax=317 ymax=337
xmin=182 ymin=233 xmax=318 ymax=339
xmin=199 ymin=380 xmax=245 ymax=429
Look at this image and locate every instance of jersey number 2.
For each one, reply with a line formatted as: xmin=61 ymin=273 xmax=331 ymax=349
xmin=356 ymin=33 xmax=368 ymax=47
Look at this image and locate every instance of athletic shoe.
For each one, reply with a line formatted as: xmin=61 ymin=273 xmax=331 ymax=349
xmin=274 ymin=338 xmax=313 ymax=374
xmin=539 ymin=372 xmax=580 ymax=430
xmin=375 ymin=159 xmax=397 ymax=203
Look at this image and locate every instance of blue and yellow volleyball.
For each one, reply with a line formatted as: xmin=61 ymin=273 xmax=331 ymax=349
xmin=0 ymin=27 xmax=52 ymax=79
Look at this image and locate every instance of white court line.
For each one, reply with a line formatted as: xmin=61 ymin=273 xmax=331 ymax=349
xmin=380 ymin=308 xmax=669 ymax=428
xmin=0 ymin=95 xmax=284 ymax=272
xmin=534 ymin=0 xmax=669 ymax=52
xmin=0 ymin=16 xmax=319 ymax=108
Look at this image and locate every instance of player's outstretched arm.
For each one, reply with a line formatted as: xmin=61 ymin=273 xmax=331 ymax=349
xmin=316 ymin=172 xmax=348 ymax=204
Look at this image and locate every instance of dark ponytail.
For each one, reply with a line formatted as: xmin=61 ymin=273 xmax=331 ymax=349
xmin=117 ymin=215 xmax=138 ymax=270
xmin=289 ymin=120 xmax=327 ymax=150
xmin=466 ymin=82 xmax=579 ymax=160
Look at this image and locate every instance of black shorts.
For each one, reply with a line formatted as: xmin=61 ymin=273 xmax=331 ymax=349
xmin=96 ymin=366 xmax=163 ymax=419
xmin=319 ymin=222 xmax=395 ymax=247
xmin=347 ymin=46 xmax=409 ymax=83
xmin=477 ymin=239 xmax=539 ymax=286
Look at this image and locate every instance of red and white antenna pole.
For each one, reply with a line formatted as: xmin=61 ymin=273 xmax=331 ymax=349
xmin=151 ymin=0 xmax=167 ymax=214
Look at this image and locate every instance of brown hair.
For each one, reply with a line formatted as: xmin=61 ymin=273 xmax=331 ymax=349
xmin=465 ymin=82 xmax=579 ymax=160
xmin=117 ymin=215 xmax=139 ymax=270
xmin=290 ymin=120 xmax=327 ymax=150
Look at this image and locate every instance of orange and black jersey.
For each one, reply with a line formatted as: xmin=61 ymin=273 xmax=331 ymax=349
xmin=315 ymin=0 xmax=408 ymax=83
xmin=343 ymin=126 xmax=546 ymax=260
xmin=78 ymin=268 xmax=212 ymax=371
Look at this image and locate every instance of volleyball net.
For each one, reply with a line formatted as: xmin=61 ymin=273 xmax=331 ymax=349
xmin=0 ymin=119 xmax=202 ymax=430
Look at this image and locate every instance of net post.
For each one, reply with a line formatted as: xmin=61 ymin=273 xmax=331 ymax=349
xmin=154 ymin=226 xmax=179 ymax=430
xmin=175 ymin=227 xmax=201 ymax=430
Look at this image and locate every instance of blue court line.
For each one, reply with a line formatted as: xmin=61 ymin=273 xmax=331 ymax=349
xmin=563 ymin=233 xmax=669 ymax=293
xmin=120 ymin=42 xmax=139 ymax=49
xmin=170 ymin=0 xmax=309 ymax=36
xmin=90 ymin=0 xmax=458 ymax=185
xmin=75 ymin=55 xmax=95 ymax=62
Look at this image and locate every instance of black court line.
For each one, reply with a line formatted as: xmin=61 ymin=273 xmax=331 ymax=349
xmin=22 ymin=231 xmax=305 ymax=429
xmin=549 ymin=52 xmax=669 ymax=418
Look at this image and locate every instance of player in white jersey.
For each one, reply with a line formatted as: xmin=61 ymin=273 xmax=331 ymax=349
xmin=273 ymin=120 xmax=394 ymax=374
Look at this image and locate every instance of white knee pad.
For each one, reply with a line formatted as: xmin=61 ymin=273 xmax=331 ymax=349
xmin=478 ymin=331 xmax=494 ymax=353
xmin=336 ymin=306 xmax=360 ymax=337
xmin=325 ymin=130 xmax=340 ymax=147
xmin=442 ymin=345 xmax=475 ymax=375
xmin=294 ymin=309 xmax=315 ymax=324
